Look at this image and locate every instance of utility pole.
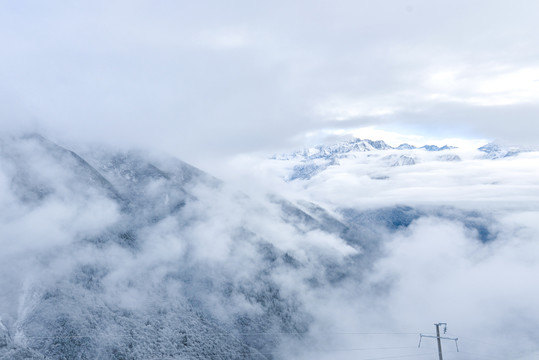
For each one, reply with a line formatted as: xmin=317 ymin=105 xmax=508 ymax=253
xmin=418 ymin=322 xmax=459 ymax=360
xmin=435 ymin=323 xmax=444 ymax=360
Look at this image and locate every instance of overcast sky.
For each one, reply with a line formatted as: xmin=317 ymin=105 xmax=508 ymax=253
xmin=1 ymin=0 xmax=538 ymax=166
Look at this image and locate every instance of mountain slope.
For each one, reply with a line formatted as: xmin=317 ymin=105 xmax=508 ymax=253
xmin=0 ymin=135 xmax=364 ymax=359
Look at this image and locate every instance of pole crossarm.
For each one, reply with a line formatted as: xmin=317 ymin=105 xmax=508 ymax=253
xmin=418 ymin=333 xmax=459 ymax=352
xmin=420 ymin=334 xmax=458 ymax=341
xmin=418 ymin=323 xmax=460 ymax=360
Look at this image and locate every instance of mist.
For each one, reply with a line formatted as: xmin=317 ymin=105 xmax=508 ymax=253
xmin=0 ymin=134 xmax=538 ymax=359
xmin=1 ymin=0 xmax=539 ymax=167
xmin=1 ymin=1 xmax=539 ymax=357
xmin=194 ymin=141 xmax=539 ymax=359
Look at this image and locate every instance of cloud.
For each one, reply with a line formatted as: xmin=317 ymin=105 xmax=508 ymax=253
xmin=196 ymin=28 xmax=251 ymax=50
xmin=1 ymin=0 xmax=539 ymax=355
xmin=1 ymin=134 xmax=539 ymax=359
xmin=227 ymin=142 xmax=539 ymax=359
xmin=361 ymin=214 xmax=539 ymax=359
xmin=164 ymin=137 xmax=539 ymax=359
xmin=1 ymin=0 xmax=539 ymax=170
xmin=246 ymin=148 xmax=539 ymax=211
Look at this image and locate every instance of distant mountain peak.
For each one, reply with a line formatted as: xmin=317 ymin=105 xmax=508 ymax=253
xmin=272 ymin=138 xmax=458 ymax=181
xmin=420 ymin=144 xmax=456 ymax=151
xmin=477 ymin=142 xmax=537 ymax=159
xmin=272 ymin=137 xmax=456 ymax=162
xmin=396 ymin=143 xmax=416 ymax=150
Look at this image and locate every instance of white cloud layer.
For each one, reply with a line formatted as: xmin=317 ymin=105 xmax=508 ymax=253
xmin=205 ymin=144 xmax=539 ymax=359
xmin=1 ymin=0 xmax=539 ymax=169
xmin=1 ymin=135 xmax=539 ymax=359
xmin=1 ymin=0 xmax=539 ymax=357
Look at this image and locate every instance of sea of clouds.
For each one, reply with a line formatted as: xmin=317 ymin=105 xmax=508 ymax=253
xmin=1 ymin=135 xmax=538 ymax=359
xmin=215 ymin=144 xmax=539 ymax=359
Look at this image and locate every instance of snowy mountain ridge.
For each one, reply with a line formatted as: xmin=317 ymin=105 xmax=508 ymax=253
xmin=271 ymin=137 xmax=539 ymax=181
xmin=272 ymin=138 xmax=456 ymax=161
xmin=0 ymin=134 xmax=370 ymax=359
xmin=270 ymin=138 xmax=460 ymax=181
xmin=477 ymin=142 xmax=539 ymax=159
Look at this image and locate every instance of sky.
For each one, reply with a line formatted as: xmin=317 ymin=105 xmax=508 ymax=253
xmin=2 ymin=4 xmax=539 ymax=358
xmin=1 ymin=0 xmax=539 ymax=168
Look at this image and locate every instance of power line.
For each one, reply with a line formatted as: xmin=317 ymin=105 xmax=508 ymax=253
xmin=10 ymin=331 xmax=433 ymax=360
xmin=288 ymin=346 xmax=419 ymax=352
xmin=142 ymin=350 xmax=440 ymax=360
xmin=451 ymin=348 xmax=539 ymax=360
xmin=458 ymin=335 xmax=505 ymax=348
xmin=11 ymin=325 xmax=539 ymax=359
xmin=360 ymin=353 xmax=440 ymax=360
xmin=15 ymin=331 xmax=420 ymax=340
xmin=456 ymin=336 xmax=539 ymax=359
xmin=258 ymin=351 xmax=438 ymax=360
xmin=240 ymin=331 xmax=419 ymax=336
xmin=14 ymin=334 xmax=421 ymax=353
xmin=451 ymin=350 xmax=506 ymax=360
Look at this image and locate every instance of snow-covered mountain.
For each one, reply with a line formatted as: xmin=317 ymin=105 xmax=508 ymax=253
xmin=1 ymin=134 xmax=539 ymax=360
xmin=271 ymin=138 xmax=460 ymax=181
xmin=272 ymin=137 xmax=539 ymax=182
xmin=0 ymin=134 xmax=374 ymax=359
xmin=477 ymin=142 xmax=539 ymax=159
xmin=272 ymin=138 xmax=456 ymax=161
